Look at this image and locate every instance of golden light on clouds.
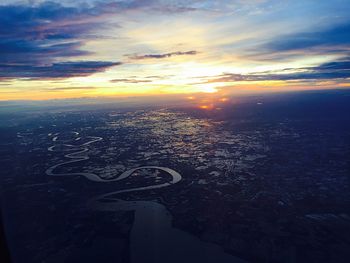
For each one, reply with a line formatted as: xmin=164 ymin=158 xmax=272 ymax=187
xmin=0 ymin=0 xmax=349 ymax=101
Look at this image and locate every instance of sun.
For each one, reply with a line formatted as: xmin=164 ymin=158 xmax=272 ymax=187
xmin=199 ymin=86 xmax=218 ymax=93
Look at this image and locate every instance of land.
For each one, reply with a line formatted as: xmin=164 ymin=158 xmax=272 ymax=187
xmin=0 ymin=90 xmax=349 ymax=263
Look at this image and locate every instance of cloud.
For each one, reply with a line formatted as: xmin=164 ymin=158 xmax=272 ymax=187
xmin=247 ymin=22 xmax=350 ymax=61
xmin=0 ymin=1 xmax=201 ymax=80
xmin=91 ymin=0 xmax=199 ymax=14
xmin=47 ymin=86 xmax=98 ymax=91
xmin=110 ymin=78 xmax=152 ymax=83
xmin=265 ymin=23 xmax=350 ymax=52
xmin=128 ymin=50 xmax=198 ymax=60
xmin=0 ymin=40 xmax=89 ymax=65
xmin=202 ymin=58 xmax=350 ymax=83
xmin=0 ymin=2 xmax=124 ymax=79
xmin=0 ymin=2 xmax=107 ymax=43
xmin=0 ymin=61 xmax=122 ymax=79
xmin=110 ymin=74 xmax=174 ymax=83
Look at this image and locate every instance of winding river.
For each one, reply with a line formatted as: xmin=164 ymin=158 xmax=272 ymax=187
xmin=46 ymin=132 xmax=246 ymax=263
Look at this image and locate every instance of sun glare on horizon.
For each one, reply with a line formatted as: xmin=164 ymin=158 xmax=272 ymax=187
xmin=0 ymin=0 xmax=349 ymax=101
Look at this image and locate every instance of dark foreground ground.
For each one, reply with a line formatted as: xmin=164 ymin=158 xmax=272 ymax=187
xmin=0 ymin=90 xmax=349 ymax=263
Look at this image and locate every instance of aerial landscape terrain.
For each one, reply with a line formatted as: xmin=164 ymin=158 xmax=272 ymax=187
xmin=0 ymin=0 xmax=350 ymax=262
xmin=1 ymin=90 xmax=350 ymax=262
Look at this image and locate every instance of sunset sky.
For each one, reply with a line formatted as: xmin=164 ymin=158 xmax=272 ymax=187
xmin=0 ymin=0 xmax=349 ymax=100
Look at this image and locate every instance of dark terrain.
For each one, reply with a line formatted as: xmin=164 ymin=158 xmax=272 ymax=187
xmin=0 ymin=90 xmax=349 ymax=263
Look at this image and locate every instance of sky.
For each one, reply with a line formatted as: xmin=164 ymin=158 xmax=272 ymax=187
xmin=0 ymin=0 xmax=349 ymax=101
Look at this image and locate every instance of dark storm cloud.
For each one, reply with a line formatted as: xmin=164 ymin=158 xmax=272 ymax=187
xmin=128 ymin=51 xmax=198 ymax=60
xmin=0 ymin=61 xmax=122 ymax=79
xmin=205 ymin=59 xmax=350 ymax=83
